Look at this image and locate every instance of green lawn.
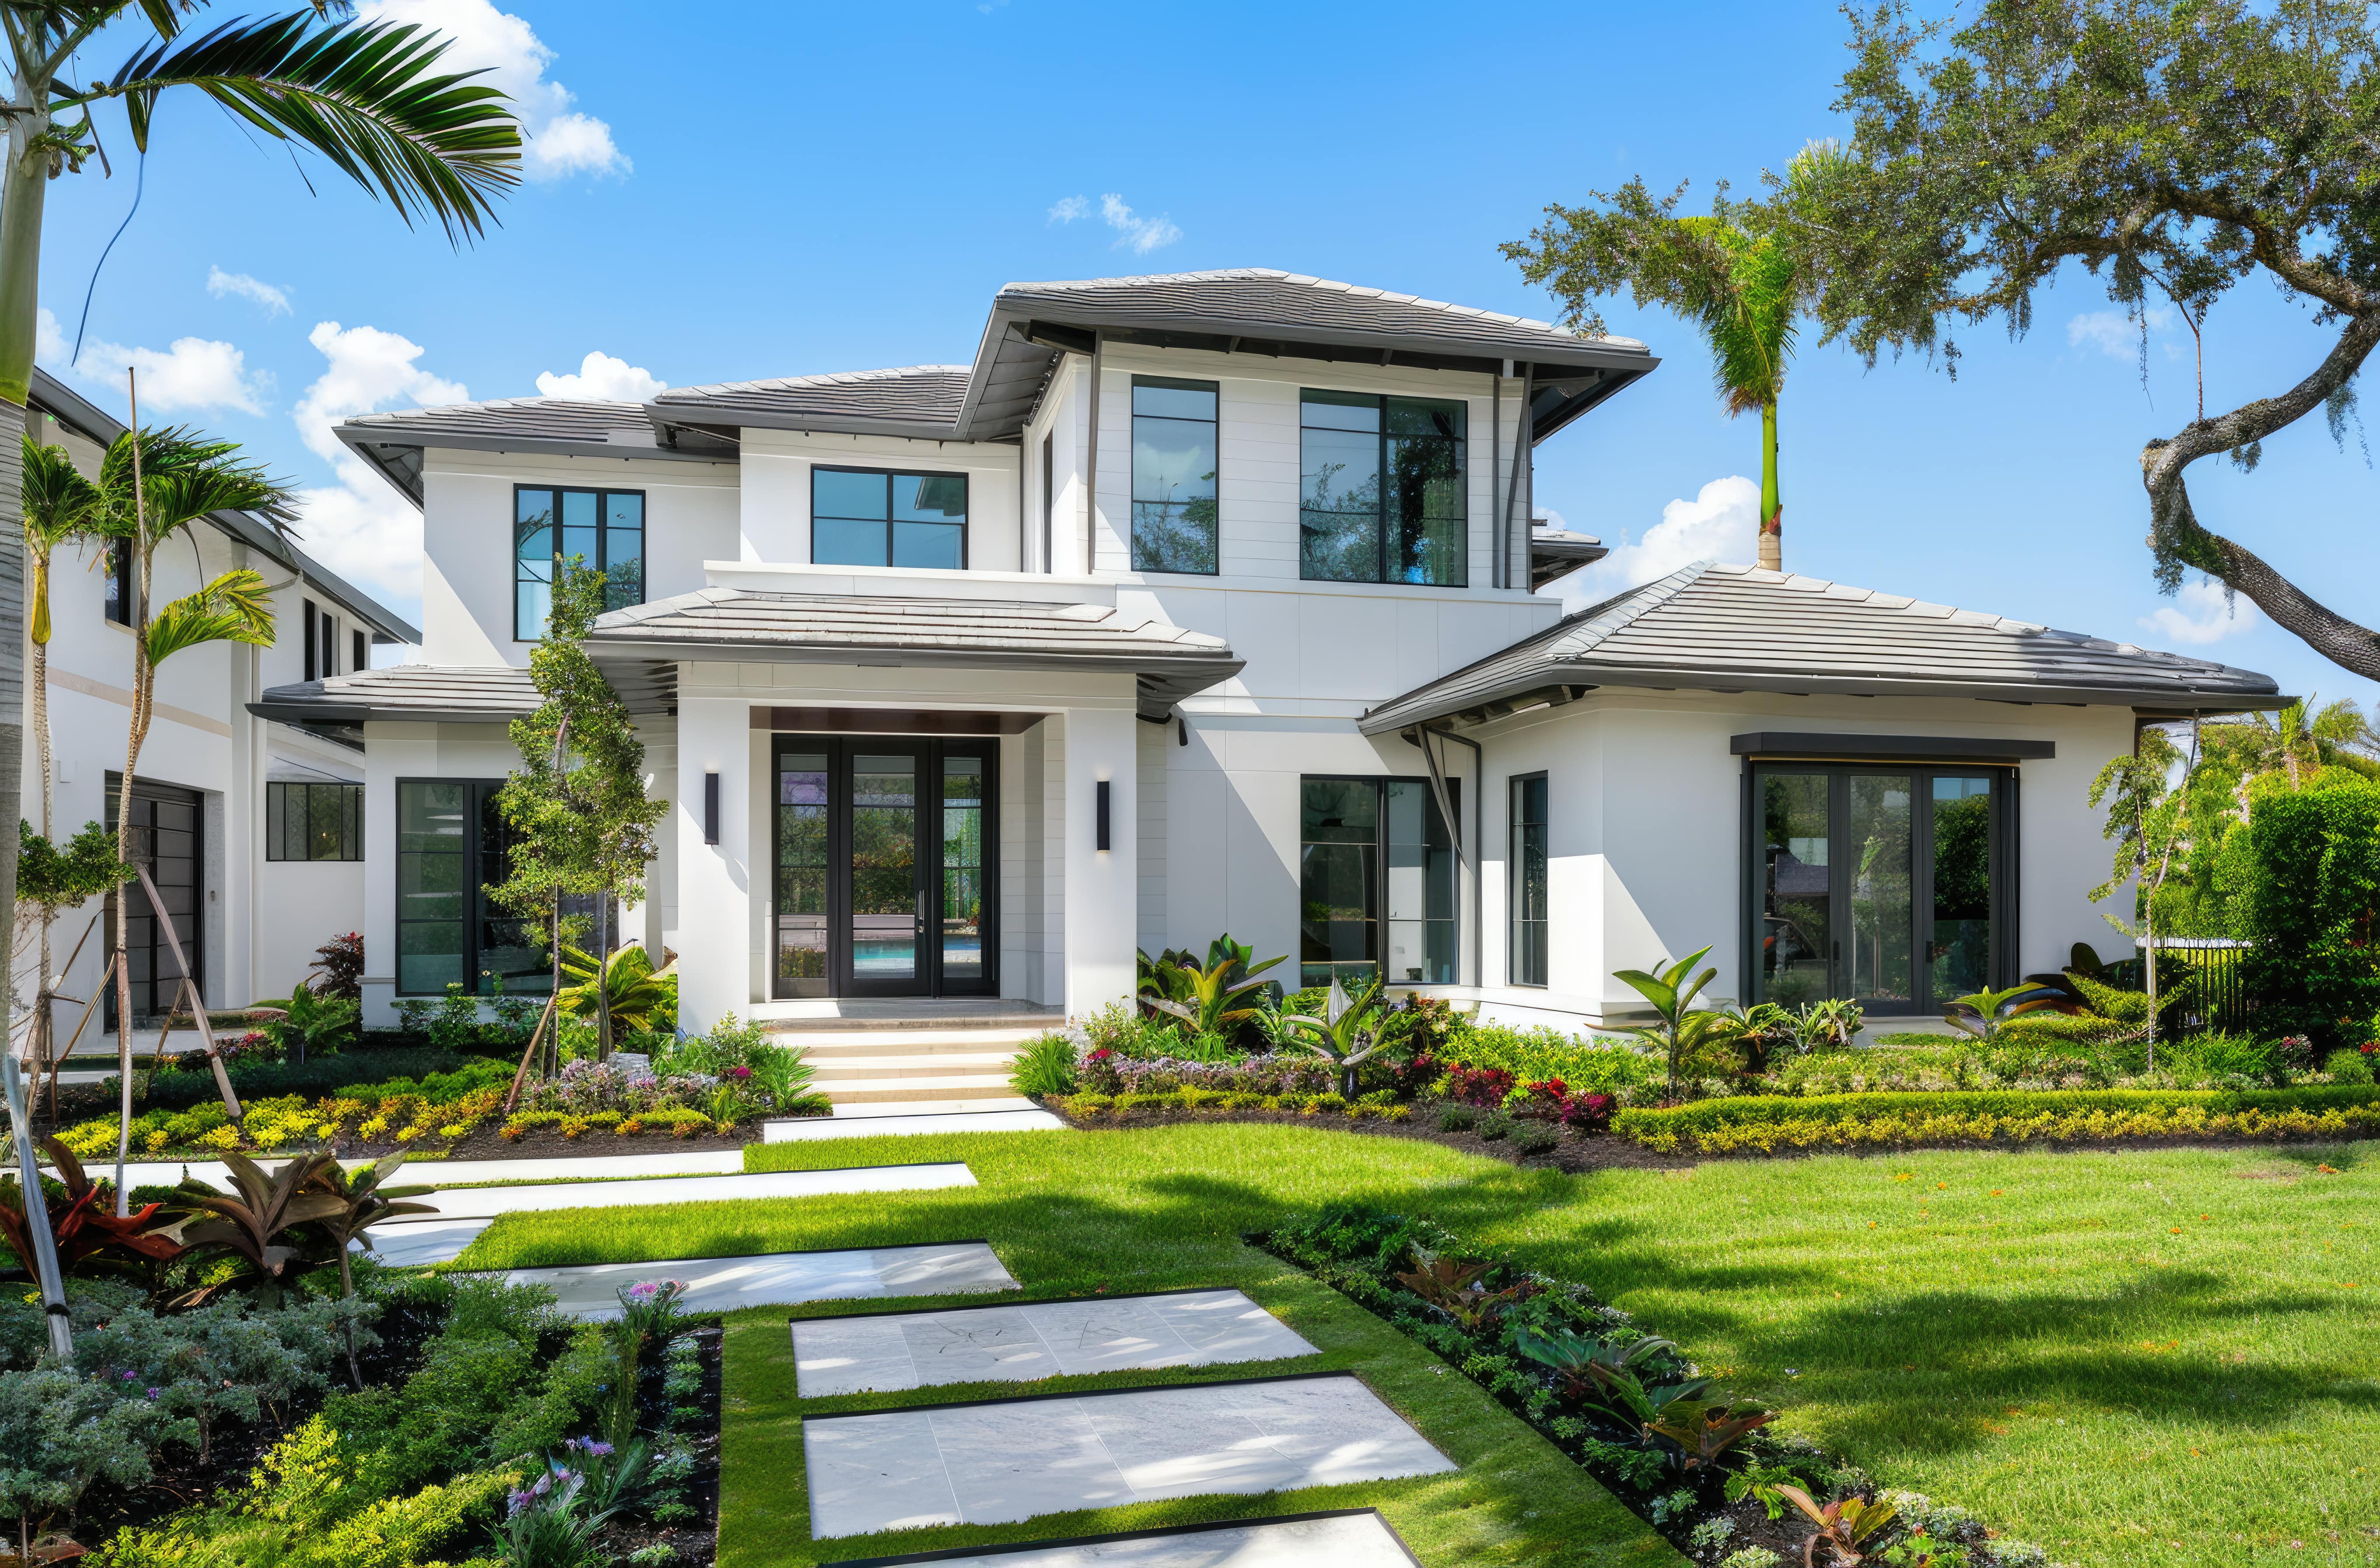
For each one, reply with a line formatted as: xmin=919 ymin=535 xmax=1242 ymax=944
xmin=454 ymin=1124 xmax=2380 ymax=1568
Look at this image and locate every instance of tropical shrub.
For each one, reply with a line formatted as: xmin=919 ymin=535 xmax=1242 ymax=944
xmin=1438 ymin=1024 xmax=1664 ymax=1099
xmin=1009 ymin=1032 xmax=1079 ymax=1098
xmin=123 ymin=1049 xmax=483 ymax=1111
xmin=2236 ymin=771 xmax=2380 ymax=1044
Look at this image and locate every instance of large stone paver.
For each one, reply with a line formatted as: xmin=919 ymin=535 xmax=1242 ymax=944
xmin=802 ymin=1376 xmax=1454 ymax=1539
xmin=390 ymin=1162 xmax=973 ymax=1220
xmin=816 ymin=1509 xmax=1420 ymax=1567
xmin=792 ymin=1289 xmax=1316 ymax=1397
xmin=490 ymin=1241 xmax=1018 ymax=1319
xmin=119 ymin=1148 xmax=751 ymax=1190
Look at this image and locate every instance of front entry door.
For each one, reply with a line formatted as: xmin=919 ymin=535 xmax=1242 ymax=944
xmin=772 ymin=736 xmax=996 ymax=999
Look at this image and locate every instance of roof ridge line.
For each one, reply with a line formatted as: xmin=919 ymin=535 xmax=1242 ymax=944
xmin=1553 ymin=559 xmax=1716 ymax=659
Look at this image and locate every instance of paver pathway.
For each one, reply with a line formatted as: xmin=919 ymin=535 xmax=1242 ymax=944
xmin=813 ymin=1510 xmax=1420 ymax=1568
xmin=385 ymin=1162 xmax=972 ymax=1220
xmin=489 ymin=1241 xmax=1017 ymax=1318
xmin=802 ymin=1374 xmax=1455 ymax=1538
xmin=766 ymin=1105 xmax=1068 ymax=1141
xmin=792 ymin=1288 xmax=1315 ymax=1396
xmin=122 ymin=1148 xmax=749 ymax=1190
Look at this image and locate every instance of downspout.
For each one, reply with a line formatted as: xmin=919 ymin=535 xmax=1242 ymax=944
xmin=1488 ymin=365 xmax=1503 ymax=590
xmin=1421 ymin=723 xmax=1484 ymax=991
xmin=1082 ymin=334 xmax=1103 ymax=574
xmin=1016 ymin=432 xmax=1027 ymax=573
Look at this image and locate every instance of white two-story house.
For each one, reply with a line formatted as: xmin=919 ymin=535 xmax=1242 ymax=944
xmin=252 ymin=269 xmax=2281 ymax=1033
xmin=22 ymin=369 xmax=417 ymax=1032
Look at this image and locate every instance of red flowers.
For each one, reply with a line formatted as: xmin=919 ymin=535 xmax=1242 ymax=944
xmin=1444 ymin=1065 xmax=1517 ymax=1108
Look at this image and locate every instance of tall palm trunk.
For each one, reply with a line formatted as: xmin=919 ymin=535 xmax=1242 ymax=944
xmin=0 ymin=81 xmax=47 ymax=1164
xmin=1757 ymin=398 xmax=1782 ymax=573
xmin=109 ymin=396 xmax=150 ymax=1212
xmin=29 ymin=542 xmax=49 ymax=1090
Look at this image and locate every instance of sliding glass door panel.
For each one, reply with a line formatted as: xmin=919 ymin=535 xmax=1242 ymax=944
xmin=1759 ymin=772 xmax=1833 ymax=1006
xmin=1930 ymin=774 xmax=1995 ymax=1000
xmin=848 ymin=751 xmax=923 ymax=992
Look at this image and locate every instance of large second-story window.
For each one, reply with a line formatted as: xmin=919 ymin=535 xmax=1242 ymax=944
xmin=812 ymin=468 xmax=968 ymax=570
xmin=515 ymin=487 xmax=644 ymax=641
xmin=1131 ymin=377 xmax=1218 ymax=573
xmin=1300 ymin=390 xmax=1466 ymax=586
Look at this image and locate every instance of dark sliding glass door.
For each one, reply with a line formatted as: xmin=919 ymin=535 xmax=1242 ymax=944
xmin=1750 ymin=765 xmax=2011 ymax=1014
xmin=772 ymin=736 xmax=996 ymax=999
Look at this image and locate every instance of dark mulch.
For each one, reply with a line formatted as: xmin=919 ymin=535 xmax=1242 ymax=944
xmin=599 ymin=1323 xmax=723 ymax=1568
xmin=1050 ymin=1103 xmax=1694 ymax=1172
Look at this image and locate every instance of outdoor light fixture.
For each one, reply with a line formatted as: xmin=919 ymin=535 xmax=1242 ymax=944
xmin=704 ymin=771 xmax=720 ymax=845
xmin=1096 ymin=780 xmax=1111 ymax=851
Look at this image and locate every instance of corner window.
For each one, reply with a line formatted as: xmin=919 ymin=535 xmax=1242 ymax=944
xmin=395 ymin=778 xmax=553 ymax=995
xmin=1299 ymin=776 xmax=1459 ymax=989
xmin=1130 ymin=376 xmax=1218 ymax=573
xmin=515 ymin=487 xmax=644 ymax=640
xmin=1300 ymin=390 xmax=1466 ymax=586
xmin=812 ymin=468 xmax=968 ymax=570
xmin=1509 ymin=774 xmax=1548 ymax=986
xmin=267 ymin=781 xmax=362 ymax=862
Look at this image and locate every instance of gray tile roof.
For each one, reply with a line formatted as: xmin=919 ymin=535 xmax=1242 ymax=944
xmin=584 ymin=588 xmax=1243 ymax=715
xmin=1361 ymin=560 xmax=2285 ymax=732
xmin=335 ymin=396 xmax=738 ymax=504
xmin=249 ymin=665 xmax=542 ymax=725
xmin=650 ymin=366 xmax=971 ymax=437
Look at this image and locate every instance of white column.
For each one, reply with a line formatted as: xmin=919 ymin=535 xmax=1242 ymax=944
xmin=675 ymin=679 xmax=750 ymax=1032
xmin=1060 ymin=704 xmax=1137 ymax=1017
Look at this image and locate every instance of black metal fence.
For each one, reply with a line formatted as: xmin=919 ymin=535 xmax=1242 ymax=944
xmin=2141 ymin=939 xmax=2252 ymax=1032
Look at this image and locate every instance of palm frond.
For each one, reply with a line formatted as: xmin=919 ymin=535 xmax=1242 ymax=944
xmin=21 ymin=437 xmax=100 ymax=552
xmin=88 ymin=13 xmax=519 ymax=243
xmin=147 ymin=568 xmax=276 ymax=665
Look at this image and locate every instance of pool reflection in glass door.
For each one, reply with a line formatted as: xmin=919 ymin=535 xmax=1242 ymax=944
xmin=848 ymin=751 xmax=922 ymax=990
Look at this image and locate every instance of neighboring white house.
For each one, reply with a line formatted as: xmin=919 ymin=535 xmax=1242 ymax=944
xmin=19 ymin=369 xmax=418 ymax=1030
xmin=245 ymin=268 xmax=2281 ymax=1034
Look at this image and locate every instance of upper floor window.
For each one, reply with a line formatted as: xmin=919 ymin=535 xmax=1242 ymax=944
xmin=267 ymin=780 xmax=362 ymax=862
xmin=1300 ymin=390 xmax=1466 ymax=586
xmin=515 ymin=487 xmax=644 ymax=641
xmin=1131 ymin=377 xmax=1218 ymax=574
xmin=812 ymin=468 xmax=967 ymax=570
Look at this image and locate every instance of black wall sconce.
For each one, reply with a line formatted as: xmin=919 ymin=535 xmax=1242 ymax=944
xmin=1095 ymin=780 xmax=1111 ymax=851
xmin=703 ymin=771 xmax=720 ymax=845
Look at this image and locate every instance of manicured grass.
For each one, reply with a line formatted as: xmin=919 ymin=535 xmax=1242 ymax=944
xmin=455 ymin=1124 xmax=2380 ymax=1568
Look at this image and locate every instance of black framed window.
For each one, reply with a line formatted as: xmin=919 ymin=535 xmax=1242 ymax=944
xmin=1748 ymin=764 xmax=2014 ymax=1015
xmin=103 ymin=540 xmax=132 ymax=626
xmin=352 ymin=627 xmax=368 ymax=673
xmin=396 ymin=778 xmax=552 ymax=995
xmin=1300 ymin=390 xmax=1466 ymax=585
xmin=1131 ymin=376 xmax=1218 ymax=573
xmin=1299 ymin=775 xmax=1459 ymax=989
xmin=812 ymin=468 xmax=968 ymax=570
xmin=267 ymin=781 xmax=362 ymax=862
xmin=1509 ymin=773 xmax=1548 ymax=987
xmin=515 ymin=487 xmax=645 ymax=640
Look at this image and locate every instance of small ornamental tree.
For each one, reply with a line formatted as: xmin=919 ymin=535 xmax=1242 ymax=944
xmin=490 ymin=560 xmax=664 ymax=1064
xmin=2088 ymin=722 xmax=2202 ymax=1066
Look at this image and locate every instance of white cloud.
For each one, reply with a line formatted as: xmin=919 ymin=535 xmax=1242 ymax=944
xmin=206 ymin=266 xmax=290 ymax=316
xmin=536 ymin=350 xmax=665 ymax=401
xmin=1532 ymin=505 xmax=1571 ymax=533
xmin=286 ymin=320 xmax=469 ymax=615
xmin=1100 ymin=192 xmax=1182 ymax=254
xmin=2140 ymin=575 xmax=2260 ymax=646
xmin=2068 ymin=305 xmax=2174 ymax=361
xmin=1048 ymin=194 xmax=1088 ymax=224
xmin=357 ymin=0 xmax=626 ymax=180
xmin=1558 ymin=476 xmax=1758 ymax=606
xmin=36 ymin=307 xmax=271 ymax=416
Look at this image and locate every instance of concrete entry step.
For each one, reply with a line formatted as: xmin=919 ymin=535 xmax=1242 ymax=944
xmin=802 ymin=1374 xmax=1455 ymax=1538
xmin=791 ymin=1288 xmax=1317 ymax=1397
xmin=764 ymin=1107 xmax=1067 ymax=1141
xmin=810 ymin=1053 xmax=1028 ymax=1077
xmin=758 ymin=1001 xmax=1064 ymax=1032
xmin=811 ymin=1510 xmax=1422 ymax=1568
xmin=799 ymin=1032 xmax=1050 ymax=1059
xmin=826 ymin=1080 xmax=1020 ymax=1105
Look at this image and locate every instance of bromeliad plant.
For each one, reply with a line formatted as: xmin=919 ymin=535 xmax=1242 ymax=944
xmin=1941 ymin=985 xmax=2081 ymax=1046
xmin=306 ymin=1154 xmax=437 ymax=1385
xmin=1615 ymin=945 xmax=1746 ymax=1099
xmin=1393 ymin=1257 xmax=1519 ymax=1333
xmin=1283 ymin=974 xmax=1414 ymax=1099
xmin=1138 ymin=934 xmax=1285 ymax=1038
xmin=174 ymin=1152 xmax=344 ymax=1305
xmin=0 ymin=1139 xmax=185 ymax=1282
xmin=1776 ymin=1485 xmax=1900 ymax=1567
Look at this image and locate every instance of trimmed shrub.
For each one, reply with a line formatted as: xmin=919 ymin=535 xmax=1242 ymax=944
xmin=1614 ymin=1084 xmax=2380 ymax=1154
xmin=106 ymin=1050 xmax=483 ymax=1110
xmin=1438 ymin=1024 xmax=1663 ymax=1097
xmin=2236 ymin=772 xmax=2380 ymax=1045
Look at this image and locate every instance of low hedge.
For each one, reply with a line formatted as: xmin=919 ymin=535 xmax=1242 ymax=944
xmin=99 ymin=1049 xmax=484 ymax=1110
xmin=1615 ymin=1083 xmax=2380 ymax=1154
xmin=1060 ymin=1088 xmax=1412 ymax=1121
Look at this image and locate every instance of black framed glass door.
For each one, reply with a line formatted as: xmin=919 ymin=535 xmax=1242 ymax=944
xmin=772 ymin=736 xmax=997 ymax=999
xmin=1750 ymin=764 xmax=2012 ymax=1014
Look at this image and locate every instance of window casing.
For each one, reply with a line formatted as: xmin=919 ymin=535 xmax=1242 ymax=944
xmin=1509 ymin=774 xmax=1548 ymax=987
xmin=395 ymin=778 xmax=552 ymax=996
xmin=1299 ymin=776 xmax=1460 ymax=989
xmin=811 ymin=468 xmax=968 ymax=570
xmin=267 ymin=781 xmax=362 ymax=862
xmin=1130 ymin=376 xmax=1218 ymax=573
xmin=515 ymin=487 xmax=645 ymax=640
xmin=1299 ymin=390 xmax=1467 ymax=585
xmin=103 ymin=540 xmax=132 ymax=626
xmin=352 ymin=628 xmax=368 ymax=674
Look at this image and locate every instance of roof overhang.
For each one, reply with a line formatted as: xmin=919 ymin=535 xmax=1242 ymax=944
xmin=336 ymin=422 xmax=739 ymax=509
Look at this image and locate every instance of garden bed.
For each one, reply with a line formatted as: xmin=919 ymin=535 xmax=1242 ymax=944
xmin=1047 ymin=1099 xmax=1691 ymax=1172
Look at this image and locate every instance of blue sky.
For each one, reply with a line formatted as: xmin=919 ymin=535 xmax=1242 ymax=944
xmin=29 ymin=0 xmax=2378 ymax=711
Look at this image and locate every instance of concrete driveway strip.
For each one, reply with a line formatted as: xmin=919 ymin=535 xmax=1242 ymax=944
xmin=807 ymin=1510 xmax=1419 ymax=1568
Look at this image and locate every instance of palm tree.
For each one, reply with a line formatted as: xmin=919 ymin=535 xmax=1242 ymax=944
xmin=1507 ymin=143 xmax=1849 ymax=573
xmin=18 ymin=437 xmax=99 ymax=1074
xmin=0 ymin=3 xmax=520 ymax=1127
xmin=90 ymin=422 xmax=290 ymax=1200
xmin=2202 ymin=696 xmax=2380 ymax=792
